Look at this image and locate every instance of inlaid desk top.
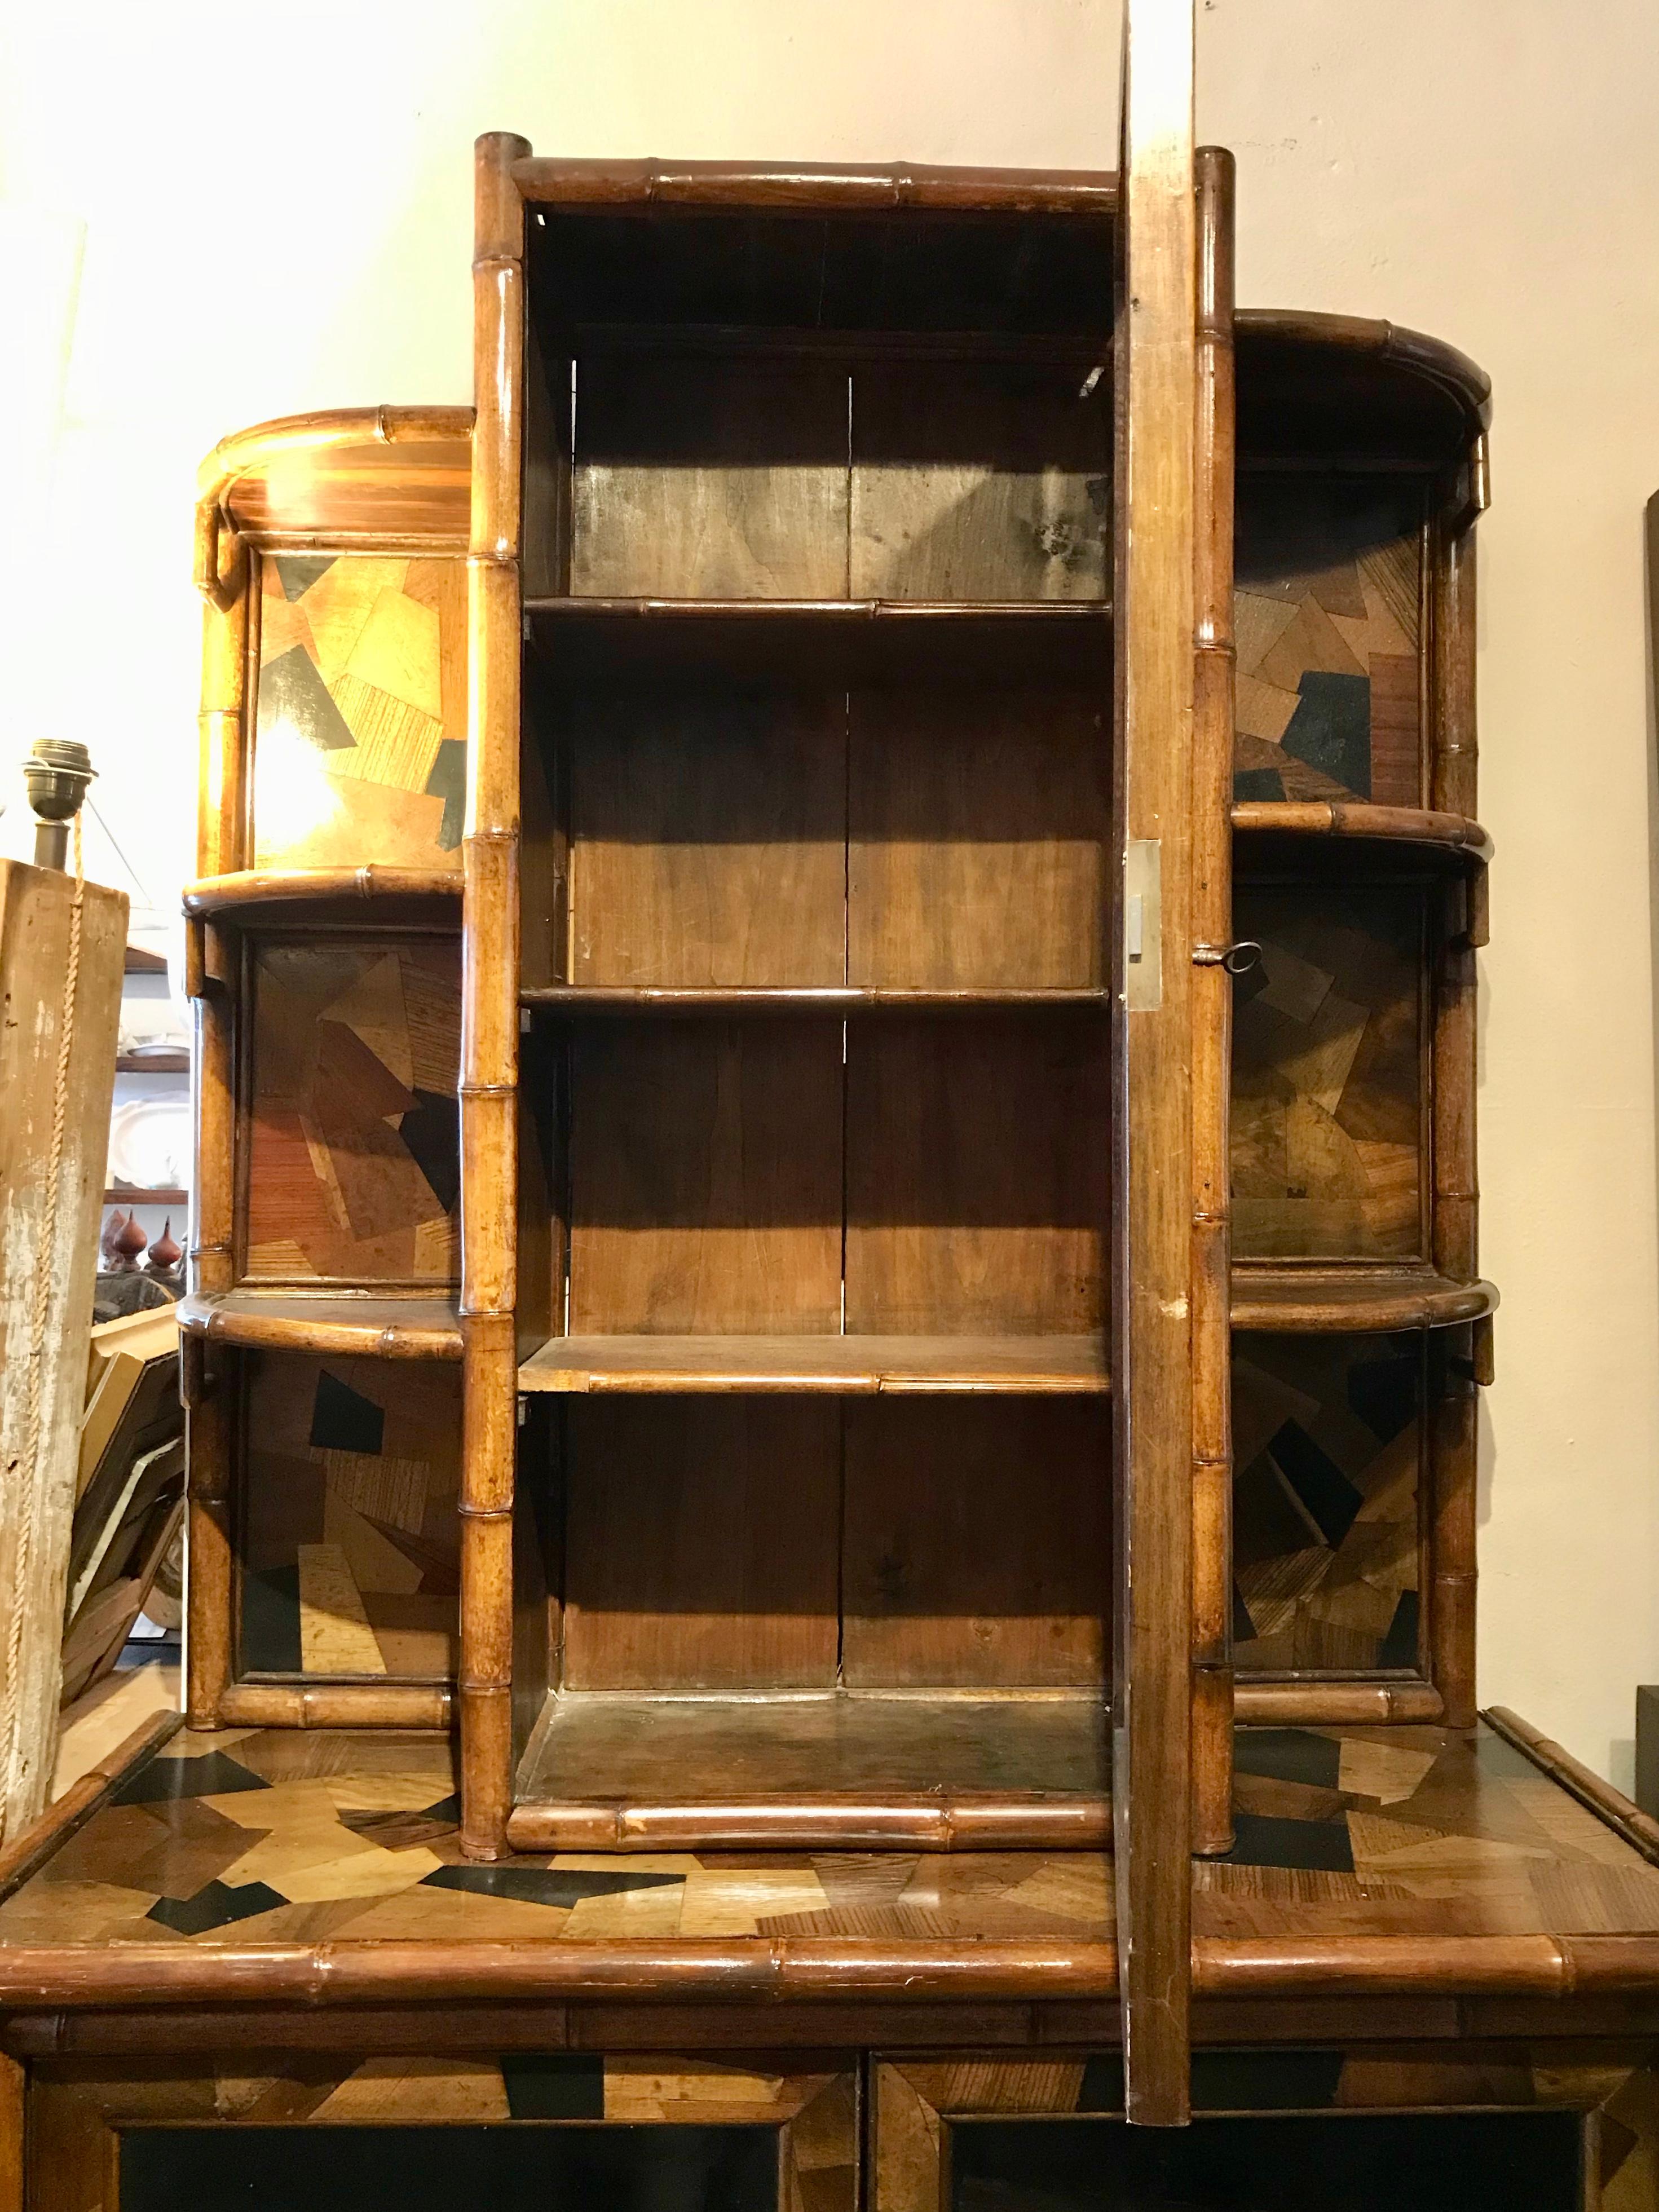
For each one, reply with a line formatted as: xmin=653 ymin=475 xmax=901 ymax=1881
xmin=0 ymin=1720 xmax=1656 ymax=2024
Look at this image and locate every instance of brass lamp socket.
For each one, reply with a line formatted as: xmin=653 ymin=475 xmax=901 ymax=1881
xmin=23 ymin=739 xmax=95 ymax=872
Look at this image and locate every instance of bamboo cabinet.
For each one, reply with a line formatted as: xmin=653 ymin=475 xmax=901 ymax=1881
xmin=149 ymin=7 xmax=1552 ymax=2148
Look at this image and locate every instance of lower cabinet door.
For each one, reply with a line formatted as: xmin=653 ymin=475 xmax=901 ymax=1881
xmin=873 ymin=2050 xmax=1659 ymax=2212
xmin=30 ymin=2054 xmax=858 ymax=2212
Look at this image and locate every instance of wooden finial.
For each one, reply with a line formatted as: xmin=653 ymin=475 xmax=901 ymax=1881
xmin=147 ymin=1217 xmax=182 ymax=1273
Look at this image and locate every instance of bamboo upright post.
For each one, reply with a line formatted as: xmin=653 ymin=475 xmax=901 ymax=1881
xmin=184 ymin=501 xmax=249 ymax=1729
xmin=460 ymin=129 xmax=531 ymax=1861
xmin=1112 ymin=0 xmax=1199 ymax=2127
xmin=1428 ymin=496 xmax=1484 ymax=1729
xmin=0 ymin=856 xmax=126 ymax=1836
xmin=1189 ymin=144 xmax=1236 ymax=1861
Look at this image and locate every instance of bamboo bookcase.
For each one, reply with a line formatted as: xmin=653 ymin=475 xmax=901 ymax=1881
xmin=177 ymin=5 xmax=1494 ymax=2123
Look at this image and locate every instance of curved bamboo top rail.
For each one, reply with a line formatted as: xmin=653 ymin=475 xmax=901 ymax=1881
xmin=1231 ymin=802 xmax=1492 ymax=863
xmin=1236 ymin=308 xmax=1490 ymax=432
xmin=178 ymin=1291 xmax=463 ymax=1362
xmin=197 ymin=405 xmax=475 ymax=510
xmin=182 ymin=868 xmax=463 ymax=923
xmin=1230 ymin=1268 xmax=1498 ymax=1333
xmin=194 ymin=406 xmax=474 ymax=603
xmin=511 ymin=157 xmax=1120 ymax=217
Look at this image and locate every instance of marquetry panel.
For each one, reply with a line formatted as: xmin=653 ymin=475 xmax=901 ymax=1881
xmin=1231 ymin=1332 xmax=1423 ymax=1675
xmin=1231 ymin=883 xmax=1424 ymax=1261
xmin=6 ymin=1719 xmax=1659 ymax=1956
xmin=251 ymin=555 xmax=467 ymax=872
xmin=874 ymin=2050 xmax=1644 ymax=2212
xmin=243 ymin=936 xmax=461 ymax=1283
xmin=239 ymin=1353 xmax=461 ymax=1682
xmin=1233 ymin=475 xmax=1425 ymax=807
xmin=30 ymin=2056 xmax=855 ymax=2212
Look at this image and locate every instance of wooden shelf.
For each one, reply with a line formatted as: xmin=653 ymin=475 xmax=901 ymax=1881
xmin=115 ymin=1053 xmax=188 ymax=1075
xmin=527 ymin=594 xmax=1110 ymax=622
xmin=1232 ymin=801 xmax=1491 ymax=860
xmin=122 ymin=945 xmax=166 ymax=974
xmin=521 ymin=986 xmax=1109 ymax=1016
xmin=518 ymin=1332 xmax=1108 ymax=1395
xmin=103 ymin=1186 xmax=188 ymax=1208
xmin=182 ymin=868 xmax=461 ymax=924
xmin=509 ymin=1689 xmax=1111 ymax=1852
xmin=178 ymin=1290 xmax=463 ymax=1361
xmin=1230 ymin=1267 xmax=1497 ymax=1333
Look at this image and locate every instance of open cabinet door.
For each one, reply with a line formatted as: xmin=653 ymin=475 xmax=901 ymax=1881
xmin=1111 ymin=0 xmax=1203 ymax=2126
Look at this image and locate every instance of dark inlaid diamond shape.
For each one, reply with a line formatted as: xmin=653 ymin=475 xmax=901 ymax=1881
xmin=273 ymin=554 xmax=337 ymax=602
xmin=420 ymin=1864 xmax=683 ymax=1909
xmin=1192 ymin=2047 xmax=1345 ymax=2110
xmin=1348 ymin=1350 xmax=1420 ymax=1445
xmin=146 ymin=1879 xmax=287 ymax=1935
xmin=1233 ymin=766 xmax=1286 ymax=802
xmin=1281 ymin=669 xmax=1371 ymax=798
xmin=501 ymin=2055 xmax=605 ymax=2119
xmin=1379 ymin=1588 xmax=1420 ymax=1670
xmin=1269 ymin=1419 xmax=1364 ymax=1548
xmin=258 ymin=645 xmax=355 ymax=752
xmin=310 ymin=1370 xmax=384 ymax=1455
xmin=398 ymin=1089 xmax=460 ymax=1214
xmin=1233 ymin=1729 xmax=1343 ymax=1790
xmin=423 ymin=738 xmax=466 ymax=851
xmin=112 ymin=1750 xmax=271 ymax=1805
xmin=1223 ymin=1810 xmax=1354 ymax=1874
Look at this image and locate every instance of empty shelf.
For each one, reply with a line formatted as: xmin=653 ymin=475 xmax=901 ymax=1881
xmin=509 ymin=1689 xmax=1111 ymax=1853
xmin=517 ymin=1332 xmax=1109 ymax=1394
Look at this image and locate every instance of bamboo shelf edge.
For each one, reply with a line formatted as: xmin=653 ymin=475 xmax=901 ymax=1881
xmin=1235 ymin=1679 xmax=1444 ymax=1725
xmin=524 ymin=595 xmax=1113 ymax=623
xmin=1230 ymin=1271 xmax=1498 ymax=1333
xmin=8 ymin=1931 xmax=1659 ymax=2010
xmin=177 ymin=1292 xmax=464 ymax=1361
xmin=506 ymin=1793 xmax=1113 ymax=1853
xmin=520 ymin=988 xmax=1109 ymax=1016
xmin=1483 ymin=1706 xmax=1659 ymax=1869
xmin=511 ymin=156 xmax=1121 ymax=216
xmin=182 ymin=869 xmax=462 ymax=920
xmin=0 ymin=1711 xmax=182 ymax=1907
xmin=517 ymin=1332 xmax=1109 ymax=1394
xmin=1231 ymin=802 xmax=1492 ymax=860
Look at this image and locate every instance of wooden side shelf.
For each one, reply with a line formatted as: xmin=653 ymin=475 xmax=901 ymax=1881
xmin=1230 ymin=1268 xmax=1497 ymax=1332
xmin=508 ymin=1689 xmax=1111 ymax=1852
xmin=178 ymin=1289 xmax=464 ymax=1360
xmin=1232 ymin=802 xmax=1491 ymax=859
xmin=104 ymin=1186 xmax=189 ymax=1207
xmin=182 ymin=868 xmax=462 ymax=924
xmin=518 ymin=1332 xmax=1108 ymax=1394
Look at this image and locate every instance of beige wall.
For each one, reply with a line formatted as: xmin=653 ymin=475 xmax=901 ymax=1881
xmin=3 ymin=1 xmax=1656 ymax=1779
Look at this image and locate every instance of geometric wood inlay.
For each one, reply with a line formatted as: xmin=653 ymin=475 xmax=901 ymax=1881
xmin=252 ymin=555 xmax=467 ymax=872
